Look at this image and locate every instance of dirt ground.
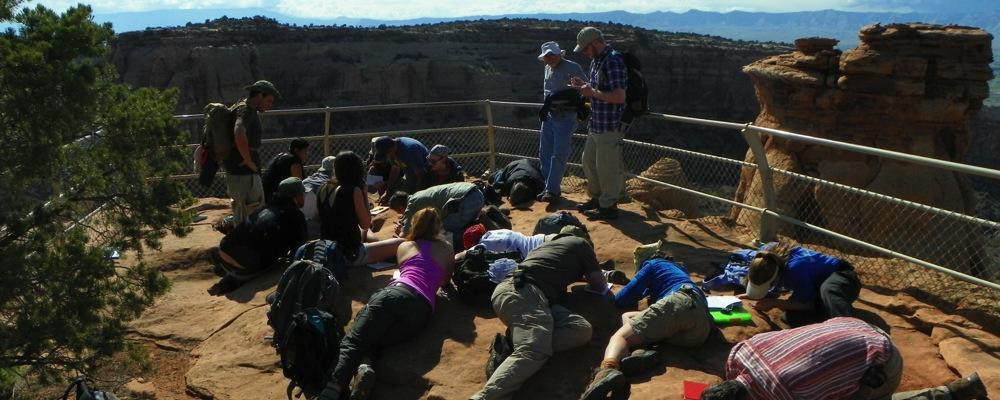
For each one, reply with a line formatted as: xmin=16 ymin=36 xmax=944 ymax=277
xmin=114 ymin=190 xmax=999 ymax=400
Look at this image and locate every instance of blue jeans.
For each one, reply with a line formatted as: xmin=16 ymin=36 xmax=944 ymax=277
xmin=538 ymin=112 xmax=577 ymax=196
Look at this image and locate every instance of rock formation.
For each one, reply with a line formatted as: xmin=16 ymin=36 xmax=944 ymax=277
xmin=733 ymin=24 xmax=994 ymax=275
xmin=626 ymin=157 xmax=700 ymax=217
xmin=111 ymin=17 xmax=789 ymax=157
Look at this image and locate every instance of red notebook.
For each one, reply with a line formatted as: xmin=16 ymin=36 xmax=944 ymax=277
xmin=683 ymin=381 xmax=709 ymax=400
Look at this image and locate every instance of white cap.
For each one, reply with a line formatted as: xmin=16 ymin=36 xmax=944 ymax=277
xmin=744 ymin=266 xmax=779 ymax=300
xmin=537 ymin=41 xmax=563 ymax=60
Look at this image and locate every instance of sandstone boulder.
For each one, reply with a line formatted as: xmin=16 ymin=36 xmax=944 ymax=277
xmin=626 ymin=157 xmax=700 ymax=217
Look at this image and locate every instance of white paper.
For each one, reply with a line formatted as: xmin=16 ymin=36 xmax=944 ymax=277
xmin=366 ymin=175 xmax=383 ymax=186
xmin=707 ymin=295 xmax=743 ymax=310
xmin=367 ymin=261 xmax=396 ymax=270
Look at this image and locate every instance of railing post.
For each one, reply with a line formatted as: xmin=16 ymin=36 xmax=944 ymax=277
xmin=740 ymin=123 xmax=778 ymax=244
xmin=323 ymin=108 xmax=332 ymax=157
xmin=484 ymin=100 xmax=497 ymax=172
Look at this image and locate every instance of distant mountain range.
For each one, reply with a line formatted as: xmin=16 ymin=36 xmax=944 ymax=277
xmin=90 ymin=8 xmax=1000 ymax=50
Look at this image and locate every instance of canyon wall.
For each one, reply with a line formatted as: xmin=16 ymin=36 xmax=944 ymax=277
xmin=111 ymin=17 xmax=789 ymax=156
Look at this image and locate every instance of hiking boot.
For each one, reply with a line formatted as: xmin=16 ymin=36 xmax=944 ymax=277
xmin=485 ymin=333 xmax=513 ymax=380
xmin=585 ymin=207 xmax=619 ymax=221
xmin=946 ymin=372 xmax=987 ymax=400
xmin=619 ymin=349 xmax=660 ymax=377
xmin=577 ymin=198 xmax=600 ymax=212
xmin=580 ymin=367 xmax=627 ymax=400
xmin=599 ymin=259 xmax=616 ymax=271
xmin=209 ymin=251 xmax=227 ymax=277
xmin=605 ymin=270 xmax=631 ymax=286
xmin=350 ymin=364 xmax=376 ymax=400
xmin=538 ymin=192 xmax=560 ymax=203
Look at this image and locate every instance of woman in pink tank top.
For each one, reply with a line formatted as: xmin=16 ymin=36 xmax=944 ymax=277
xmin=320 ymin=207 xmax=455 ymax=400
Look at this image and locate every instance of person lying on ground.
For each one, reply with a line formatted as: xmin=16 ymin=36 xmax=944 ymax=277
xmin=209 ymin=177 xmax=307 ymax=295
xmin=317 ymin=207 xmax=455 ymax=400
xmin=367 ymin=136 xmax=429 ymax=204
xmin=581 ymin=252 xmax=713 ymax=399
xmin=263 ymin=138 xmax=309 ymax=205
xmin=489 ymin=158 xmax=545 ymax=207
xmin=471 ymin=234 xmax=610 ymax=400
xmin=739 ymin=243 xmax=861 ymax=327
xmin=388 ymin=182 xmax=485 ymax=248
xmin=317 ymin=151 xmax=404 ymax=267
xmin=700 ymin=317 xmax=987 ymax=400
xmin=423 ymin=144 xmax=465 ymax=189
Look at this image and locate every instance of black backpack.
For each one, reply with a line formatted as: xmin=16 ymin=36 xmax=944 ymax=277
xmin=532 ymin=211 xmax=588 ymax=236
xmin=61 ymin=377 xmax=118 ymax=400
xmin=267 ymin=260 xmax=342 ymax=399
xmin=602 ymin=50 xmax=649 ymax=124
xmin=295 ymin=239 xmax=350 ymax=282
xmin=453 ymin=246 xmax=523 ymax=306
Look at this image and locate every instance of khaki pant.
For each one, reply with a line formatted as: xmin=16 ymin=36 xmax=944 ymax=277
xmin=582 ymin=130 xmax=625 ymax=208
xmin=226 ymin=174 xmax=263 ymax=222
xmin=854 ymin=340 xmax=955 ymax=400
xmin=628 ymin=287 xmax=712 ymax=346
xmin=472 ymin=279 xmax=593 ymax=400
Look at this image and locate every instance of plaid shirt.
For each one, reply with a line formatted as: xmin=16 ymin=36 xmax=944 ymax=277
xmin=727 ymin=317 xmax=892 ymax=400
xmin=587 ymin=46 xmax=628 ymax=133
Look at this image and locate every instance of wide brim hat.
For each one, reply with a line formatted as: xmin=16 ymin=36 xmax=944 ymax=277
xmin=243 ymin=80 xmax=281 ymax=99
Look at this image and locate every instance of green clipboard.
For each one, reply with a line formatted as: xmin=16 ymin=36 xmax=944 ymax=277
xmin=710 ymin=308 xmax=752 ymax=325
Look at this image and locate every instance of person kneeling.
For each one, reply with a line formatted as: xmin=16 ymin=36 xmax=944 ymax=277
xmin=700 ymin=317 xmax=987 ymax=400
xmin=317 ymin=207 xmax=455 ymax=400
xmin=210 ymin=177 xmax=307 ymax=295
xmin=581 ymin=252 xmax=713 ymax=399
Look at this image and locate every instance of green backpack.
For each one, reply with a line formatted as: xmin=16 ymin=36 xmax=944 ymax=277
xmin=202 ymin=102 xmax=239 ymax=163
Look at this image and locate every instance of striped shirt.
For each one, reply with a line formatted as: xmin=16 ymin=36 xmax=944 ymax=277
xmin=727 ymin=317 xmax=892 ymax=400
xmin=587 ymin=46 xmax=628 ymax=133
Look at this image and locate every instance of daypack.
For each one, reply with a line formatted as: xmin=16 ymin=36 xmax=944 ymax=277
xmin=601 ymin=51 xmax=649 ymax=125
xmin=201 ymin=102 xmax=238 ymax=163
xmin=61 ymin=376 xmax=118 ymax=400
xmin=278 ymin=308 xmax=340 ymax=399
xmin=532 ymin=211 xmax=588 ymax=238
xmin=702 ymin=242 xmax=779 ymax=293
xmin=267 ymin=260 xmax=342 ymax=399
xmin=293 ymin=239 xmax=350 ymax=282
xmin=453 ymin=246 xmax=523 ymax=306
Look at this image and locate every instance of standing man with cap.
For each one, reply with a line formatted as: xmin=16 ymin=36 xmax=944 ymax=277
xmin=368 ymin=136 xmax=430 ymax=204
xmin=537 ymin=41 xmax=585 ymax=203
xmin=225 ymin=80 xmax=280 ymax=222
xmin=570 ymin=27 xmax=627 ymax=220
xmin=425 ymin=144 xmax=465 ymax=189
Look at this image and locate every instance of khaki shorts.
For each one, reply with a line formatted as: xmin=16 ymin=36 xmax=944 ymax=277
xmin=628 ymin=287 xmax=712 ymax=346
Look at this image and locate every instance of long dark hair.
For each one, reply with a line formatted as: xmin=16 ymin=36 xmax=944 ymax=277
xmin=334 ymin=150 xmax=365 ymax=189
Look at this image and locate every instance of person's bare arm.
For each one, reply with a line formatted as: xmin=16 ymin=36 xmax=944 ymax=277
xmin=571 ymin=83 xmax=626 ymax=104
xmin=233 ymin=118 xmax=257 ymax=172
xmin=354 ymin=187 xmax=372 ymax=231
xmin=291 ymin=163 xmax=304 ymax=178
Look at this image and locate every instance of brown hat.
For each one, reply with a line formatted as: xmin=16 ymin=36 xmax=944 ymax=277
xmin=243 ymin=80 xmax=281 ymax=99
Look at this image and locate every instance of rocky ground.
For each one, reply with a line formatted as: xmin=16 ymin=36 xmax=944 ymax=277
xmin=117 ymin=190 xmax=999 ymax=400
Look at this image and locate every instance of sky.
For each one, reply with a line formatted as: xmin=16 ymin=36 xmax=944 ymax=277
xmin=17 ymin=0 xmax=999 ymax=20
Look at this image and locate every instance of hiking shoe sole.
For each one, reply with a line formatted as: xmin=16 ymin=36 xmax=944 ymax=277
xmin=350 ymin=364 xmax=376 ymax=400
xmin=580 ymin=368 xmax=627 ymax=400
xmin=620 ymin=349 xmax=660 ymax=377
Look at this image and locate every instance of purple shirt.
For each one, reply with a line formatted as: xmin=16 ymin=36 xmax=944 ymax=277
xmin=394 ymin=240 xmax=447 ymax=309
xmin=587 ymin=46 xmax=628 ymax=133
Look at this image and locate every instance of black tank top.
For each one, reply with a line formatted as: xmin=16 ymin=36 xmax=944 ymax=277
xmin=318 ymin=183 xmax=362 ymax=260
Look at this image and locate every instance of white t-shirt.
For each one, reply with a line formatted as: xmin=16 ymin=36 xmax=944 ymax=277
xmin=479 ymin=229 xmax=547 ymax=259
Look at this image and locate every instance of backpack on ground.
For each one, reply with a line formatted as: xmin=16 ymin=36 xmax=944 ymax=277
xmin=294 ymin=239 xmax=350 ymax=282
xmin=602 ymin=51 xmax=649 ymax=125
xmin=266 ymin=260 xmax=342 ymax=399
xmin=453 ymin=246 xmax=523 ymax=306
xmin=61 ymin=376 xmax=118 ymax=400
xmin=533 ymin=211 xmax=588 ymax=238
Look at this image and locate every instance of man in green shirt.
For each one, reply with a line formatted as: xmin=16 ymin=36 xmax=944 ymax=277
xmin=389 ymin=182 xmax=485 ymax=246
xmin=224 ymin=80 xmax=280 ymax=222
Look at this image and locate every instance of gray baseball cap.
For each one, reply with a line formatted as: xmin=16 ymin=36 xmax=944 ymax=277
xmin=574 ymin=27 xmax=603 ymax=52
